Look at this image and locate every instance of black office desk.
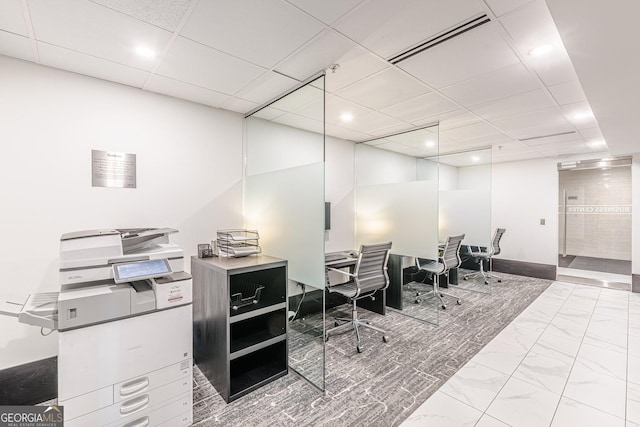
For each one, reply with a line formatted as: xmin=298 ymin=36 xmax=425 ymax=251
xmin=325 ymin=253 xmax=386 ymax=315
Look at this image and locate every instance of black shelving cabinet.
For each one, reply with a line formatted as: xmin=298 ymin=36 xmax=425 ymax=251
xmin=191 ymin=255 xmax=288 ymax=403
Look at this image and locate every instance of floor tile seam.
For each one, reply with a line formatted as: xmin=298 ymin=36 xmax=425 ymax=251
xmin=549 ymin=288 xmax=602 ymax=426
xmin=476 ymin=299 xmax=560 ymax=426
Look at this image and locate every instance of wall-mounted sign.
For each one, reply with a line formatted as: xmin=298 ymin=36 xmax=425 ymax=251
xmin=565 ymin=205 xmax=631 ymax=214
xmin=91 ymin=149 xmax=136 ymax=188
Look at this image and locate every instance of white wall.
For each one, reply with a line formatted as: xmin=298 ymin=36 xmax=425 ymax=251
xmin=0 ymin=57 xmax=244 ymax=369
xmin=491 ymin=158 xmax=559 ymax=265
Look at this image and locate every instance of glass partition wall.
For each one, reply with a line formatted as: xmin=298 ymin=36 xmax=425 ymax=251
xmin=244 ymin=75 xmax=326 ymax=391
xmin=355 ymin=125 xmax=440 ymax=325
xmin=437 ymin=147 xmax=492 ymax=294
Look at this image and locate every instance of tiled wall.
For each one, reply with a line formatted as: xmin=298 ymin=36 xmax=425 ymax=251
xmin=559 ymin=166 xmax=632 ymax=260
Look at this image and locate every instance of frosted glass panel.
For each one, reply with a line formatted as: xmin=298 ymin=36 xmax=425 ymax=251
xmin=356 ymin=180 xmax=438 ymax=258
xmin=439 ymin=190 xmax=490 ymax=247
xmin=245 ymin=162 xmax=325 ymax=288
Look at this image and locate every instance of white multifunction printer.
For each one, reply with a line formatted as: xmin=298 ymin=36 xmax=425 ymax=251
xmin=2 ymin=228 xmax=193 ymax=427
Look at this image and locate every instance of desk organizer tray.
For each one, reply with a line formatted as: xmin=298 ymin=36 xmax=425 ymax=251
xmin=215 ymin=229 xmax=261 ymax=257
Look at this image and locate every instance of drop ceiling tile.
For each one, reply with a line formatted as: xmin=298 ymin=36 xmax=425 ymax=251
xmin=299 ymin=94 xmax=372 ymax=126
xmin=439 ymin=150 xmax=493 ymax=167
xmin=438 ymin=139 xmax=468 ymax=154
xmin=413 ymin=109 xmax=479 ymax=130
xmin=325 ymin=124 xmax=372 ymax=141
xmin=579 ymin=127 xmax=603 ymax=141
xmin=336 ymin=68 xmax=430 ymax=110
xmin=0 ymin=31 xmax=33 ymax=62
xmin=492 ymin=140 xmax=532 ymax=153
xmin=37 ymin=42 xmax=149 ymax=87
xmin=286 ymin=0 xmax=365 ymax=25
xmin=374 ymin=141 xmax=425 ymax=158
xmin=499 ymin=0 xmax=577 ymax=86
xmin=548 ymin=80 xmax=587 ymax=105
xmin=88 ymin=0 xmax=193 ymax=31
xmin=492 ymin=150 xmax=542 ymax=163
xmin=485 ymin=0 xmax=535 ymax=17
xmin=157 ymin=36 xmax=264 ymax=95
xmin=440 ymin=121 xmax=502 ymax=143
xmin=250 ymin=106 xmax=287 ymax=121
xmin=272 ymin=113 xmax=324 ymax=134
xmin=508 ymin=122 xmax=575 ymax=140
xmin=0 ymin=0 xmax=28 ymax=36
xmin=460 ymin=133 xmax=514 ymax=148
xmin=234 ymin=71 xmax=299 ymax=105
xmin=29 ymin=0 xmax=172 ymax=71
xmin=441 ymin=63 xmax=541 ymax=107
xmin=560 ymin=102 xmax=598 ymax=130
xmin=397 ymin=22 xmax=520 ymax=89
xmin=325 ymin=46 xmax=390 ymax=93
xmin=491 ymin=107 xmax=568 ymax=132
xmin=268 ymin=83 xmax=323 ymax=112
xmin=181 ymin=0 xmax=324 ymax=68
xmin=145 ymin=74 xmax=229 ymax=107
xmin=364 ymin=123 xmax=417 ymax=138
xmin=334 ymin=0 xmax=483 ymax=59
xmin=380 ymin=92 xmax=459 ymax=123
xmin=276 ymin=30 xmax=357 ymax=81
xmin=387 ymin=128 xmax=438 ymax=148
xmin=519 ymin=130 xmax=580 ymax=146
xmin=340 ymin=110 xmax=408 ymax=133
xmin=534 ymin=140 xmax=590 ymax=155
xmin=469 ymin=89 xmax=557 ymax=121
xmin=222 ymin=97 xmax=259 ymax=114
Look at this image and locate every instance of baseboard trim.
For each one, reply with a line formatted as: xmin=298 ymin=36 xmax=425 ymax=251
xmin=492 ymin=259 xmax=556 ymax=280
xmin=633 ymin=274 xmax=640 ymax=293
xmin=0 ymin=357 xmax=57 ymax=405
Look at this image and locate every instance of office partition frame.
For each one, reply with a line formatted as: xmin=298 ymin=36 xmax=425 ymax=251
xmin=244 ymin=73 xmax=327 ymax=392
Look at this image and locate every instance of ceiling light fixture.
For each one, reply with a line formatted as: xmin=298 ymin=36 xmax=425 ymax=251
xmin=471 ymin=155 xmax=480 ymax=163
xmin=588 ymin=139 xmax=607 ymax=149
xmin=572 ymin=111 xmax=594 ymax=121
xmin=528 ymin=44 xmax=553 ymax=57
xmin=340 ymin=112 xmax=353 ymax=123
xmin=135 ymin=46 xmax=156 ymax=58
xmin=425 ymin=140 xmax=435 ymax=148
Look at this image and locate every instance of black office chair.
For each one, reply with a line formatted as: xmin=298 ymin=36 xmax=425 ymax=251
xmin=463 ymin=228 xmax=506 ymax=284
xmin=414 ymin=234 xmax=465 ymax=309
xmin=325 ymin=242 xmax=392 ymax=353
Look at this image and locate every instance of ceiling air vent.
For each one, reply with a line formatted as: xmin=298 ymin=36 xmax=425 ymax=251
xmin=518 ymin=131 xmax=577 ymax=142
xmin=388 ymin=14 xmax=491 ymax=65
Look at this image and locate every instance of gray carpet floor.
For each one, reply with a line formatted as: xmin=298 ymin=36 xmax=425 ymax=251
xmin=193 ymin=272 xmax=551 ymax=426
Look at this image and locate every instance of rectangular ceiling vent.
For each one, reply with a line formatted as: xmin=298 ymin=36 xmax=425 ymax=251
xmin=518 ymin=131 xmax=577 ymax=142
xmin=388 ymin=14 xmax=491 ymax=65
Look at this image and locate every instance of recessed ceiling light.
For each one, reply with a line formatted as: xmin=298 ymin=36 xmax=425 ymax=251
xmin=425 ymin=140 xmax=435 ymax=148
xmin=135 ymin=46 xmax=156 ymax=58
xmin=471 ymin=155 xmax=480 ymax=163
xmin=528 ymin=44 xmax=553 ymax=56
xmin=588 ymin=139 xmax=607 ymax=149
xmin=340 ymin=112 xmax=353 ymax=123
xmin=572 ymin=111 xmax=594 ymax=121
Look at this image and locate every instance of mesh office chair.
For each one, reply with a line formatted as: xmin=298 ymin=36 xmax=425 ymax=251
xmin=415 ymin=234 xmax=465 ymax=309
xmin=463 ymin=228 xmax=506 ymax=284
xmin=416 ymin=234 xmax=464 ymax=309
xmin=325 ymin=242 xmax=392 ymax=353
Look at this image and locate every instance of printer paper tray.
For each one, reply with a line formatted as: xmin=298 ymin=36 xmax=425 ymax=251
xmin=17 ymin=292 xmax=59 ymax=330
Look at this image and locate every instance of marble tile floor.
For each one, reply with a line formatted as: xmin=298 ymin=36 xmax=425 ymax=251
xmin=401 ymin=281 xmax=640 ymax=427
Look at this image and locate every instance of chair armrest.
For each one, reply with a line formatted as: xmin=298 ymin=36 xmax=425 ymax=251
xmin=326 ymin=267 xmax=355 ymax=278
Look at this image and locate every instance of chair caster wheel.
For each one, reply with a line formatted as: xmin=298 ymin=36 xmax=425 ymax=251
xmin=463 ymin=277 xmax=468 ymax=280
xmin=441 ymin=305 xmax=446 ymax=309
xmin=456 ymin=300 xmax=461 ymax=305
xmin=383 ymin=335 xmax=389 ymax=343
xmin=334 ymin=321 xmax=339 ymax=327
xmin=357 ymin=346 xmax=362 ymax=353
xmin=498 ymin=279 xmax=502 ymax=283
xmin=484 ymin=281 xmax=489 ymax=285
xmin=414 ymin=299 xmax=420 ymax=304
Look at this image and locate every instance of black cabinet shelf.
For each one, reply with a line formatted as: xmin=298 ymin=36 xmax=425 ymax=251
xmin=192 ymin=255 xmax=288 ymax=403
